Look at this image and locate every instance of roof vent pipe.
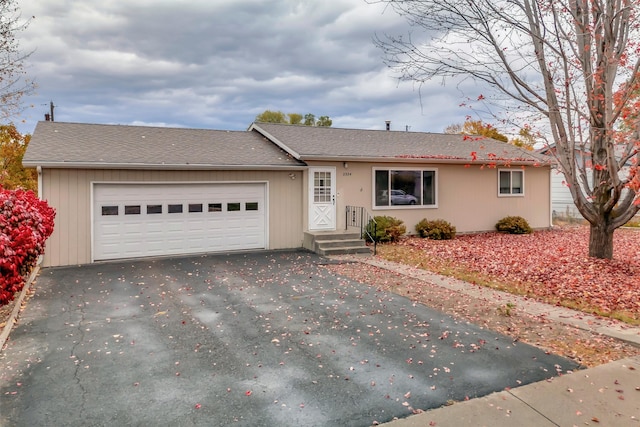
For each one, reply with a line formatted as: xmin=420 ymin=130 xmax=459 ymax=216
xmin=385 ymin=120 xmax=391 ymax=131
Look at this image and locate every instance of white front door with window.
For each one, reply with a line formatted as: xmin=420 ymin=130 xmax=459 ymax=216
xmin=308 ymin=167 xmax=336 ymax=230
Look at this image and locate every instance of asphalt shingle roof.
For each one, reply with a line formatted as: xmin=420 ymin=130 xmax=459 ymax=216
xmin=252 ymin=122 xmax=546 ymax=164
xmin=23 ymin=121 xmax=304 ymax=168
xmin=23 ymin=121 xmax=547 ymax=169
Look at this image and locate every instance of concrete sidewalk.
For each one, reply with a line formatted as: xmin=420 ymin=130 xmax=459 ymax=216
xmin=385 ymin=355 xmax=640 ymax=426
xmin=331 ymin=255 xmax=640 ymax=426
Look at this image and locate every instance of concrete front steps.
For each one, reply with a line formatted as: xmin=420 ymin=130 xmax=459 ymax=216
xmin=303 ymin=230 xmax=372 ymax=256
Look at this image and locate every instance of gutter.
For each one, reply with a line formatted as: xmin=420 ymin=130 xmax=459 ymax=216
xmin=297 ymin=155 xmax=547 ymax=167
xmin=22 ymin=162 xmax=307 ymax=171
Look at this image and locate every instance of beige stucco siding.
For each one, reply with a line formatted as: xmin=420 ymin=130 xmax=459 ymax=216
xmin=40 ymin=169 xmax=303 ymax=267
xmin=308 ymin=161 xmax=551 ymax=234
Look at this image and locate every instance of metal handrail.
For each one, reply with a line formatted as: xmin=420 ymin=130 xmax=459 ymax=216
xmin=345 ymin=205 xmax=377 ymax=255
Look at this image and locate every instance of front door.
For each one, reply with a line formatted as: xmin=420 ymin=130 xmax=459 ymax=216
xmin=308 ymin=167 xmax=336 ymax=230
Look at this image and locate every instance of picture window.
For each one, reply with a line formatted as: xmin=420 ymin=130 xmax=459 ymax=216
xmin=374 ymin=169 xmax=437 ymax=207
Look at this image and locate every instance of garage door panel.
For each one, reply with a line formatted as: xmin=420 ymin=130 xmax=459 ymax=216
xmin=145 ymin=241 xmax=166 ymax=252
xmin=163 ymin=220 xmax=186 ymax=233
xmin=94 ymin=183 xmax=267 ymax=261
xmin=145 ymin=222 xmax=166 ymax=235
xmin=187 ymin=220 xmax=207 ymax=233
xmin=164 ymin=239 xmax=186 ymax=252
xmin=98 ymin=223 xmax=122 ymax=237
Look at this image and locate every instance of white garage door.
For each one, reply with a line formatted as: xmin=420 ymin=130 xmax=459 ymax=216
xmin=93 ymin=183 xmax=267 ymax=261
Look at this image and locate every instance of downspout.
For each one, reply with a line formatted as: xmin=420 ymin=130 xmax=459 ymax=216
xmin=37 ymin=166 xmax=42 ymax=199
xmin=549 ymin=167 xmax=553 ymax=228
xmin=37 ymin=166 xmax=44 ymax=265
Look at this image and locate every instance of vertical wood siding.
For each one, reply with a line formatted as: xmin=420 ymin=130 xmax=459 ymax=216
xmin=41 ymin=169 xmax=303 ymax=267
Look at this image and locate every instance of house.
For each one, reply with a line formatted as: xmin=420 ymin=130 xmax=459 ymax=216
xmin=538 ymin=144 xmax=637 ymax=221
xmin=23 ymin=121 xmax=551 ymax=267
xmin=537 ymin=145 xmax=590 ymax=219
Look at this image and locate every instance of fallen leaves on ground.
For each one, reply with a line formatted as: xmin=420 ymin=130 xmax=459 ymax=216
xmin=382 ymin=226 xmax=640 ymax=322
xmin=323 ymin=227 xmax=640 ymax=367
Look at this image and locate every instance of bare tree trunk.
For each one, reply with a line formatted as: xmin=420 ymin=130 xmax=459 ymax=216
xmin=588 ymin=221 xmax=613 ymax=259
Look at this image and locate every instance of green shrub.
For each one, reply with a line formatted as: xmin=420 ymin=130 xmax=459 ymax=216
xmin=365 ymin=215 xmax=406 ymax=243
xmin=495 ymin=216 xmax=532 ymax=234
xmin=415 ymin=219 xmax=456 ymax=240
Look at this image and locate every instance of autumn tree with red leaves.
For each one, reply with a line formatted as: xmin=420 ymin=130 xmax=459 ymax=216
xmin=372 ymin=0 xmax=640 ymax=259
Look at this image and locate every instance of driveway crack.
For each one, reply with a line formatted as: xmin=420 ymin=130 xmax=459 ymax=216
xmin=70 ymin=288 xmax=88 ymax=419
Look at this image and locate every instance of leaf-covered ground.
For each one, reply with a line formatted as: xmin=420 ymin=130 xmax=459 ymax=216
xmin=323 ymin=225 xmax=640 ymax=367
xmin=380 ymin=226 xmax=640 ymax=323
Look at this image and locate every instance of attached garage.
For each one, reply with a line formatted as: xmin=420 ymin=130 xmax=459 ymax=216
xmin=93 ymin=182 xmax=267 ymax=261
xmin=23 ymin=122 xmax=305 ymax=267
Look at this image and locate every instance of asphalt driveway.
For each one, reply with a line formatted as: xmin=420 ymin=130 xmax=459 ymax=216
xmin=0 ymin=251 xmax=580 ymax=426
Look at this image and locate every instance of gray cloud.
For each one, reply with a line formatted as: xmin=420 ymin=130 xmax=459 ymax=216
xmin=17 ymin=0 xmax=479 ymax=135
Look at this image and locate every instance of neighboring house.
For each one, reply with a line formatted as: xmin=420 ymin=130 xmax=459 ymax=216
xmin=539 ymin=144 xmax=636 ymax=220
xmin=537 ymin=144 xmax=591 ymax=219
xmin=23 ymin=121 xmax=551 ymax=267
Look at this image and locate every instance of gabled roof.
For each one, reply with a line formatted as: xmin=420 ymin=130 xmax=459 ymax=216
xmin=23 ymin=121 xmax=304 ymax=169
xmin=250 ymin=122 xmax=547 ymax=165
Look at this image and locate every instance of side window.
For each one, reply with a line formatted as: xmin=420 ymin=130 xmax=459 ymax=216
xmin=375 ymin=170 xmax=390 ymax=207
xmin=499 ymin=170 xmax=525 ymax=196
xmin=423 ymin=171 xmax=436 ymax=205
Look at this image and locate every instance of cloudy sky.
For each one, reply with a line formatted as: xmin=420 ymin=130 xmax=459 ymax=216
xmin=16 ymin=0 xmax=481 ymax=136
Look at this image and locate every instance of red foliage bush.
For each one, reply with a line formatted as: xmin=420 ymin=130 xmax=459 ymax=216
xmin=0 ymin=186 xmax=55 ymax=305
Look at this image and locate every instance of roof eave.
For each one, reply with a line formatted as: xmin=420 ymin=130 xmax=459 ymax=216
xmin=299 ymin=155 xmax=547 ymax=166
xmin=22 ymin=161 xmax=307 ymax=170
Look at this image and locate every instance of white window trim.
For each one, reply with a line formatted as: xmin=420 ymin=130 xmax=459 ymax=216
xmin=372 ymin=167 xmax=438 ymax=210
xmin=498 ymin=169 xmax=525 ymax=197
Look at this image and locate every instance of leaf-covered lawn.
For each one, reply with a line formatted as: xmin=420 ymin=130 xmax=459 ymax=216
xmin=378 ymin=226 xmax=640 ymax=323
